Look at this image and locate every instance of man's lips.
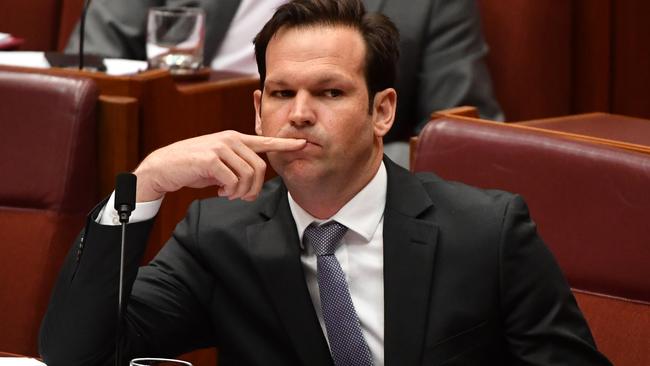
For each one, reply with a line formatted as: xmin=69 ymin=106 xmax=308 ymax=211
xmin=279 ymin=134 xmax=321 ymax=147
xmin=275 ymin=138 xmax=321 ymax=155
xmin=291 ymin=140 xmax=320 ymax=153
xmin=303 ymin=140 xmax=321 ymax=147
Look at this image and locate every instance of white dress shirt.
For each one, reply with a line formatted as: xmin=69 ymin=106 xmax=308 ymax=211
xmin=210 ymin=0 xmax=287 ymax=74
xmin=97 ymin=162 xmax=387 ymax=365
xmin=288 ymin=162 xmax=387 ymax=365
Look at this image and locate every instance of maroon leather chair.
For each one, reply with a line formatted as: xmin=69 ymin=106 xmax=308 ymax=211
xmin=412 ymin=116 xmax=649 ymax=366
xmin=0 ymin=71 xmax=99 ymax=357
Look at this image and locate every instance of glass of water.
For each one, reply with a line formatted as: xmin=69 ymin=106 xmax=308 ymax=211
xmin=146 ymin=7 xmax=206 ymax=74
xmin=130 ymin=358 xmax=193 ymax=366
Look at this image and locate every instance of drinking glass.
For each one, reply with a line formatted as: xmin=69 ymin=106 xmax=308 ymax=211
xmin=146 ymin=7 xmax=206 ymax=74
xmin=130 ymin=358 xmax=193 ymax=366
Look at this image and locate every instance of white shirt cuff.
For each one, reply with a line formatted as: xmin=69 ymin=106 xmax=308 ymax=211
xmin=96 ymin=191 xmax=163 ymax=225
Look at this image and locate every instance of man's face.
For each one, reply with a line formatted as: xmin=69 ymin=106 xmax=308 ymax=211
xmin=254 ymin=25 xmax=393 ymax=189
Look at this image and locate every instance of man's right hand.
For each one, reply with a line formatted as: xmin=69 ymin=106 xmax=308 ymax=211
xmin=133 ymin=130 xmax=306 ymax=202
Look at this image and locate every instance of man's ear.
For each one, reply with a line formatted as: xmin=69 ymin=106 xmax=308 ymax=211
xmin=371 ymin=88 xmax=397 ymax=137
xmin=253 ymin=89 xmax=263 ymax=136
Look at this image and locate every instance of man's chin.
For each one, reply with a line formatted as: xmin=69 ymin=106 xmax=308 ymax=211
xmin=269 ymin=150 xmax=315 ymax=168
xmin=271 ymin=157 xmax=323 ymax=184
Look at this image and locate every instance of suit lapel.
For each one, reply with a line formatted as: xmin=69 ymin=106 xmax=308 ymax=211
xmin=201 ymin=0 xmax=241 ymax=62
xmin=246 ymin=181 xmax=332 ymax=366
xmin=383 ymin=158 xmax=439 ymax=365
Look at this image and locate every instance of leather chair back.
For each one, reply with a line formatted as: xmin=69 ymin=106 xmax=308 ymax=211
xmin=0 ymin=71 xmax=99 ymax=357
xmin=413 ymin=116 xmax=650 ymax=366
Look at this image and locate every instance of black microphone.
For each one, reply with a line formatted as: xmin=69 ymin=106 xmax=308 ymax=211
xmin=114 ymin=173 xmax=137 ymax=223
xmin=79 ymin=0 xmax=93 ymax=70
xmin=114 ymin=172 xmax=136 ymax=366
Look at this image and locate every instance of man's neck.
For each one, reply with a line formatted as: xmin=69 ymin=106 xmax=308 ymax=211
xmin=286 ymin=154 xmax=383 ymax=219
xmin=287 ymin=161 xmax=387 ymax=247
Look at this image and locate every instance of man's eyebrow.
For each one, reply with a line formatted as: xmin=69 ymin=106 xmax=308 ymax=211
xmin=264 ymin=79 xmax=289 ymax=88
xmin=313 ymin=76 xmax=351 ymax=86
xmin=265 ymin=74 xmax=353 ymax=88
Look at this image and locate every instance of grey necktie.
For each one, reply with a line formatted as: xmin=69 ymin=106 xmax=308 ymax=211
xmin=303 ymin=221 xmax=374 ymax=366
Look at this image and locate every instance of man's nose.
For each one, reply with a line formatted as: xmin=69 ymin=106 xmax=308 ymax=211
xmin=289 ymin=91 xmax=315 ymax=127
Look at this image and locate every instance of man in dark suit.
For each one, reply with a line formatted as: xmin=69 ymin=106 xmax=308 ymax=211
xmin=42 ymin=0 xmax=610 ymax=365
xmin=66 ymin=0 xmax=503 ymax=148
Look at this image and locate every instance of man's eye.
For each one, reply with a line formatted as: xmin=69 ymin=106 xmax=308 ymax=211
xmin=323 ymin=89 xmax=343 ymax=98
xmin=270 ymin=90 xmax=294 ymax=98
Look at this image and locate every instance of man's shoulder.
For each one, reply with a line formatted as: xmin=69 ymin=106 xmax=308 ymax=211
xmin=414 ymin=171 xmax=514 ymax=197
xmin=405 ymin=171 xmax=527 ymax=251
xmin=413 ymin=171 xmax=518 ymax=217
xmin=385 ymin=157 xmax=518 ymax=217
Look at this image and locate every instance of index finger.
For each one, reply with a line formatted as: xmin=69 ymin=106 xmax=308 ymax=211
xmin=240 ymin=134 xmax=307 ymax=153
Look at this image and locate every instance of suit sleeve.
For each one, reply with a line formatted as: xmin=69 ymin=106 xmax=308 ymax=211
xmin=498 ymin=195 xmax=612 ymax=365
xmin=39 ymin=200 xmax=215 ymax=366
xmin=415 ymin=0 xmax=503 ymax=131
xmin=64 ymin=0 xmax=161 ymax=59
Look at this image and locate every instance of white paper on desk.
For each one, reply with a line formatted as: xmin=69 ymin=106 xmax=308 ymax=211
xmin=0 ymin=51 xmax=49 ymax=68
xmin=0 ymin=51 xmax=148 ymax=75
xmin=0 ymin=358 xmax=46 ymax=365
xmin=103 ymin=58 xmax=148 ymax=75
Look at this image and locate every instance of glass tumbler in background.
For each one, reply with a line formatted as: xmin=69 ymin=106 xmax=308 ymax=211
xmin=130 ymin=358 xmax=193 ymax=366
xmin=146 ymin=7 xmax=206 ymax=74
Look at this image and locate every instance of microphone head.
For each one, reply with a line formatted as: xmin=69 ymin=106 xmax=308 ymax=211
xmin=114 ymin=173 xmax=137 ymax=213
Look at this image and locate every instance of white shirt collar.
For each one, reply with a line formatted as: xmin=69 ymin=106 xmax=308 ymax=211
xmin=288 ymin=161 xmax=387 ymax=247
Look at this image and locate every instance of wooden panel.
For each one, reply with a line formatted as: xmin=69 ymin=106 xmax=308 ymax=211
xmin=611 ymin=0 xmax=650 ymax=119
xmin=58 ymin=0 xmax=85 ymax=50
xmin=0 ymin=0 xmax=62 ymax=51
xmin=478 ymin=0 xmax=573 ymax=121
xmin=178 ymin=348 xmax=217 ymax=366
xmin=97 ymin=95 xmax=140 ymax=198
xmin=0 ymin=351 xmax=24 ymax=357
xmin=571 ymin=0 xmax=613 ymax=114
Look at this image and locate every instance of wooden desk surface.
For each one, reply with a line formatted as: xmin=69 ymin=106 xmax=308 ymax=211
xmin=425 ymin=108 xmax=650 ymax=168
xmin=520 ymin=112 xmax=650 ymax=148
xmin=0 ymin=351 xmax=23 ymax=357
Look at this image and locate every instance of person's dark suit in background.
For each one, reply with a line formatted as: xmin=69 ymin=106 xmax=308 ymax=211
xmin=43 ymin=0 xmax=609 ymax=365
xmin=66 ymin=0 xmax=503 ymax=144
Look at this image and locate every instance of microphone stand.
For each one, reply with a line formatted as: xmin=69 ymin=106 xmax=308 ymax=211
xmin=79 ymin=0 xmax=93 ymax=70
xmin=114 ymin=173 xmax=136 ymax=366
xmin=116 ymin=218 xmax=128 ymax=366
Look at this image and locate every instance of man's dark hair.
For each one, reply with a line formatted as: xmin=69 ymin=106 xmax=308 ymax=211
xmin=253 ymin=0 xmax=399 ymax=107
